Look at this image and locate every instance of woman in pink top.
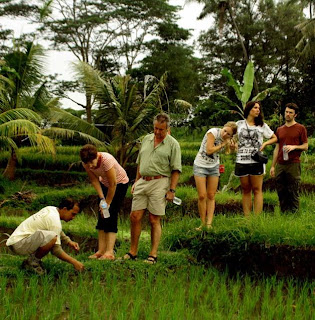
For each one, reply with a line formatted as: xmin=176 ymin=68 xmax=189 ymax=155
xmin=80 ymin=144 xmax=129 ymax=260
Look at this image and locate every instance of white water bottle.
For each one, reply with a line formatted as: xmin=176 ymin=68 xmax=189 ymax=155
xmin=283 ymin=144 xmax=289 ymax=161
xmin=100 ymin=199 xmax=110 ymax=218
xmin=173 ymin=196 xmax=182 ymax=205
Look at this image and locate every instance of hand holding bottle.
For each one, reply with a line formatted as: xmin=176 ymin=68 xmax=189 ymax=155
xmin=100 ymin=199 xmax=110 ymax=218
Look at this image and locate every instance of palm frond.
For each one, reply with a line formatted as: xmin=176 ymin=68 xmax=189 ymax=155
xmin=0 ymin=136 xmax=18 ymax=151
xmin=49 ymin=106 xmax=106 ymax=141
xmin=27 ymin=133 xmax=56 ymax=155
xmin=42 ymin=127 xmax=106 ymax=147
xmin=0 ymin=108 xmax=41 ymax=125
xmin=0 ymin=119 xmax=40 ymax=137
xmin=72 ymin=61 xmax=108 ymax=100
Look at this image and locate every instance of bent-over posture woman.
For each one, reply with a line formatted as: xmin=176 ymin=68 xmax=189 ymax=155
xmin=80 ymin=144 xmax=129 ymax=260
xmin=194 ymin=122 xmax=237 ymax=228
xmin=235 ymin=101 xmax=277 ymax=216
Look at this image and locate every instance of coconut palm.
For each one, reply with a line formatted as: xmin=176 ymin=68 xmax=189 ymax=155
xmin=73 ymin=61 xmax=174 ymax=167
xmin=0 ymin=41 xmax=105 ymax=180
xmin=295 ymin=18 xmax=315 ymax=62
xmin=188 ymin=0 xmax=260 ymax=95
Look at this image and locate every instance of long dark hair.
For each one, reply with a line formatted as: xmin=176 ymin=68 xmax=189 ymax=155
xmin=244 ymin=101 xmax=264 ymax=126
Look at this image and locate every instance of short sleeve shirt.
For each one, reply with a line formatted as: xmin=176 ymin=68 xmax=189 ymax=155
xmin=83 ymin=152 xmax=129 ymax=187
xmin=137 ymin=133 xmax=182 ymax=177
xmin=276 ymin=123 xmax=308 ymax=164
xmin=236 ymin=120 xmax=274 ymax=164
xmin=194 ymin=128 xmax=222 ymax=168
xmin=6 ymin=206 xmax=62 ymax=246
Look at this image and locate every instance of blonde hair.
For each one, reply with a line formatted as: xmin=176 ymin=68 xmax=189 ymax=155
xmin=223 ymin=121 xmax=237 ymax=154
xmin=224 ymin=121 xmax=237 ymax=135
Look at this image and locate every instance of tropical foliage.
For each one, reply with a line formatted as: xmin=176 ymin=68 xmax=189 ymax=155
xmin=73 ymin=62 xmax=174 ymax=166
xmin=0 ymin=42 xmax=105 ymax=179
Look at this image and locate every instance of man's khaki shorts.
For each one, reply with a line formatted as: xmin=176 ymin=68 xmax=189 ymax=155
xmin=11 ymin=230 xmax=57 ymax=255
xmin=131 ymin=177 xmax=170 ymax=216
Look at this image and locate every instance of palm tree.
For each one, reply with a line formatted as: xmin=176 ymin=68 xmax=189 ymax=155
xmin=188 ymin=0 xmax=259 ymax=95
xmin=0 ymin=42 xmax=105 ymax=180
xmin=287 ymin=1 xmax=315 ymax=61
xmin=73 ymin=61 xmax=172 ymax=167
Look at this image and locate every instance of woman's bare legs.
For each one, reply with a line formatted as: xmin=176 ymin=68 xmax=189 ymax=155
xmin=195 ymin=175 xmax=219 ymax=227
xmin=205 ymin=176 xmax=219 ymax=227
xmin=240 ymin=175 xmax=264 ymax=216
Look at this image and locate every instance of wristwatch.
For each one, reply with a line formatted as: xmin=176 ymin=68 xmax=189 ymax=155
xmin=169 ymin=189 xmax=176 ymax=193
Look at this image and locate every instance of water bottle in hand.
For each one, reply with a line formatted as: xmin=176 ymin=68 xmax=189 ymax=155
xmin=283 ymin=144 xmax=289 ymax=161
xmin=173 ymin=197 xmax=182 ymax=205
xmin=100 ymin=199 xmax=110 ymax=218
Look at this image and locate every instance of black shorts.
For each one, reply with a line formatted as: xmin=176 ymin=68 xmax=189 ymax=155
xmin=234 ymin=163 xmax=264 ymax=177
xmin=96 ymin=183 xmax=128 ymax=233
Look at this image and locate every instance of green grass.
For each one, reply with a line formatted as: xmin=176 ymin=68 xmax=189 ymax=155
xmin=0 ymin=255 xmax=313 ymax=320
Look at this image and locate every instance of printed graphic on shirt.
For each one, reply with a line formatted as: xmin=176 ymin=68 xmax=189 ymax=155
xmin=238 ymin=128 xmax=260 ymax=150
xmin=236 ymin=120 xmax=273 ymax=164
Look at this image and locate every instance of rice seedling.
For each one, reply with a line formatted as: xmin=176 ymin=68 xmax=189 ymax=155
xmin=0 ymin=252 xmax=314 ymax=319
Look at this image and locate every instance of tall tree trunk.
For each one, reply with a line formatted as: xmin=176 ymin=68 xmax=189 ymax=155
xmin=227 ymin=5 xmax=259 ymax=95
xmin=86 ymin=93 xmax=93 ymax=123
xmin=3 ymin=148 xmax=17 ymax=181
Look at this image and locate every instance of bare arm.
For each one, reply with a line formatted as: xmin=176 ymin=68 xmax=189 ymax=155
xmin=51 ymin=245 xmax=84 ymax=271
xmin=260 ymin=134 xmax=278 ymax=151
xmin=165 ymin=170 xmax=181 ymax=202
xmin=104 ymin=166 xmax=117 ymax=205
xmin=284 ymin=142 xmax=308 ymax=153
xmin=85 ymin=169 xmax=105 ymax=199
xmin=270 ymin=143 xmax=279 ymax=177
xmin=206 ymin=132 xmax=228 ymax=155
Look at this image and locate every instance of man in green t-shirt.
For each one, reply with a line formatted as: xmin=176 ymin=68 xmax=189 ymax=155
xmin=123 ymin=113 xmax=182 ymax=264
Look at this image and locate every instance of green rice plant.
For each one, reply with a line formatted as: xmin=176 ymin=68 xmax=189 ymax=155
xmin=0 ymin=258 xmax=314 ymax=319
xmin=178 ymin=165 xmax=193 ymax=184
xmin=173 ymin=126 xmax=206 ymax=142
xmin=29 ymin=185 xmax=96 ymax=210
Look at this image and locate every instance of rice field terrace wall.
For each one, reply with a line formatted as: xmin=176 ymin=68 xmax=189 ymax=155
xmin=163 ymin=214 xmax=315 ymax=279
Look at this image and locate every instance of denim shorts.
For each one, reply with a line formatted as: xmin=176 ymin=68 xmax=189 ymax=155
xmin=193 ymin=163 xmax=220 ymax=177
xmin=234 ymin=163 xmax=265 ymax=177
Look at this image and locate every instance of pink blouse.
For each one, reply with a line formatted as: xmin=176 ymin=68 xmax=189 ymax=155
xmin=83 ymin=152 xmax=129 ymax=187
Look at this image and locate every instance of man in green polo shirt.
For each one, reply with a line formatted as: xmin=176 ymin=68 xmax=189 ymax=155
xmin=123 ymin=113 xmax=182 ymax=264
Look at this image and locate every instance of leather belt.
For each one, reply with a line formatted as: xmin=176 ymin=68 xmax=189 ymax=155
xmin=142 ymin=175 xmax=167 ymax=181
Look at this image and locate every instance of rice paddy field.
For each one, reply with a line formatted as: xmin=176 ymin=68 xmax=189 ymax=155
xmin=0 ymin=138 xmax=314 ymax=319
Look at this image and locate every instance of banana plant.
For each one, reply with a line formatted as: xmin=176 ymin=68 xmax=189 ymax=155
xmin=215 ymin=61 xmax=278 ymax=118
xmin=214 ymin=61 xmax=278 ymax=192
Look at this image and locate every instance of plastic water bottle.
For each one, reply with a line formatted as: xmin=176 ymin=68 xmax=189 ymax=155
xmin=173 ymin=197 xmax=182 ymax=205
xmin=283 ymin=144 xmax=289 ymax=161
xmin=100 ymin=199 xmax=110 ymax=218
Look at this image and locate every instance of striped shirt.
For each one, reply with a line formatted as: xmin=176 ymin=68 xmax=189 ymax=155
xmin=83 ymin=152 xmax=129 ymax=187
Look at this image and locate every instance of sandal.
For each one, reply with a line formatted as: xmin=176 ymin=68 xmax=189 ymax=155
xmin=99 ymin=254 xmax=115 ymax=261
xmin=88 ymin=252 xmax=103 ymax=259
xmin=144 ymin=255 xmax=157 ymax=265
xmin=122 ymin=252 xmax=137 ymax=260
